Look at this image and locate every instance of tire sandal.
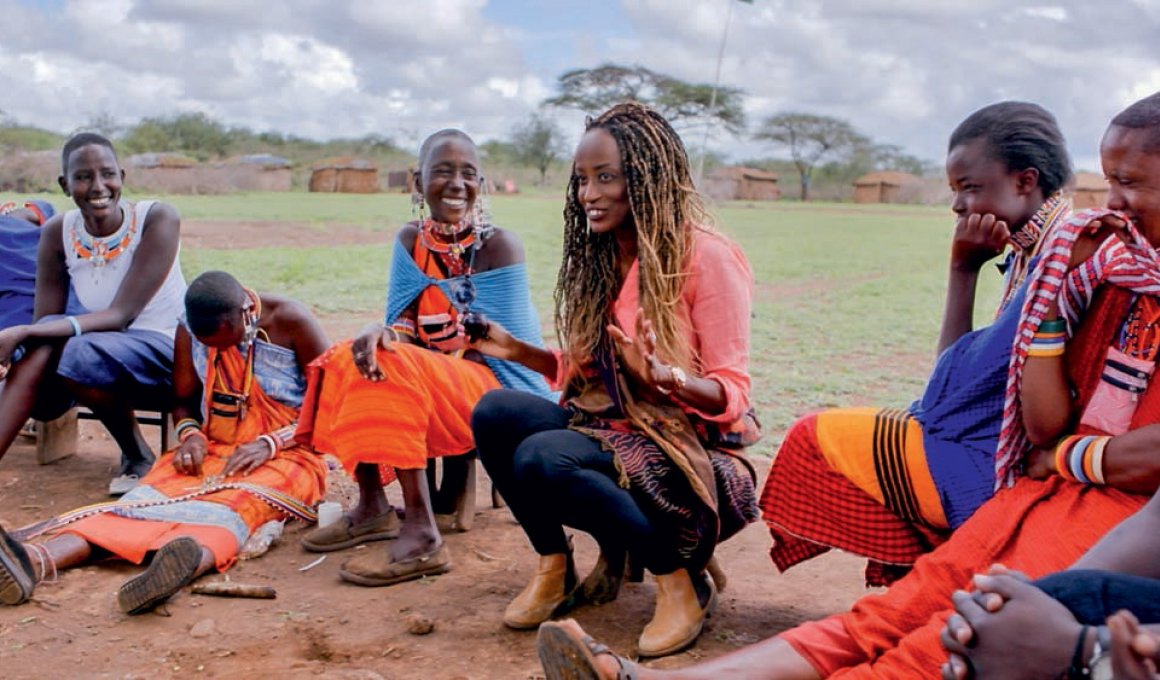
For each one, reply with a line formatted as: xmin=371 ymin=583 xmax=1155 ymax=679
xmin=0 ymin=524 xmax=35 ymax=606
xmin=537 ymin=621 xmax=639 ymax=680
xmin=118 ymin=536 xmax=202 ymax=615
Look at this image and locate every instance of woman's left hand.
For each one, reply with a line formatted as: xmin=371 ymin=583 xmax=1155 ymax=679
xmin=1025 ymin=446 xmax=1057 ymax=480
xmin=224 ymin=439 xmax=275 ymax=477
xmin=607 ymin=308 xmax=673 ymax=398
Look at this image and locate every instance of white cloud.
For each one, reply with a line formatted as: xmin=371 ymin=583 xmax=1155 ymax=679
xmin=0 ymin=0 xmax=1158 ymax=172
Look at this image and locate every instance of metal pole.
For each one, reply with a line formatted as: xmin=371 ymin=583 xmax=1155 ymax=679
xmin=696 ymin=0 xmax=735 ymax=185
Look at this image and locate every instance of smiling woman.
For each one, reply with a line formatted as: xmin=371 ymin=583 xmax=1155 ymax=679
xmin=293 ymin=128 xmax=553 ymax=587
xmin=0 ymin=132 xmax=187 ymax=496
xmin=470 ymin=102 xmax=759 ymax=658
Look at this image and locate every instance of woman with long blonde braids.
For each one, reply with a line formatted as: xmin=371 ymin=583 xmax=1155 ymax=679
xmin=470 ymin=102 xmax=759 ymax=657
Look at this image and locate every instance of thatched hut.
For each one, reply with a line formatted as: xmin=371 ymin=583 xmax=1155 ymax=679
xmin=1071 ymin=171 xmax=1108 ymax=209
xmin=126 ymin=152 xmax=201 ymax=194
xmin=309 ymin=157 xmax=379 ymax=194
xmin=0 ymin=150 xmax=57 ymax=192
xmin=703 ymin=166 xmax=780 ymax=201
xmin=852 ymin=171 xmax=923 ymax=204
xmin=384 ymin=169 xmax=413 ymax=193
xmin=213 ymin=154 xmax=293 ymax=192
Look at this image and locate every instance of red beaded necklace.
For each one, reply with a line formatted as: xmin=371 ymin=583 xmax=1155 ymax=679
xmin=419 ymin=219 xmax=477 ymax=277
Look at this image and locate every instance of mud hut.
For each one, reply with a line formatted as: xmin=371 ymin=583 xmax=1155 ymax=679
xmin=1071 ymin=171 xmax=1108 ymax=209
xmin=852 ymin=171 xmax=923 ymax=204
xmin=703 ymin=166 xmax=780 ymax=201
xmin=126 ymin=152 xmax=201 ymax=194
xmin=384 ymin=168 xmax=413 ymax=193
xmin=309 ymin=157 xmax=379 ymax=194
xmin=212 ymin=154 xmax=293 ymax=192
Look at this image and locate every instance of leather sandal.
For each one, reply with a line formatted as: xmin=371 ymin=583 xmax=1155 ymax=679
xmin=0 ymin=524 xmax=34 ymax=606
xmin=300 ymin=510 xmax=401 ymax=552
xmin=338 ymin=543 xmax=451 ymax=587
xmin=537 ymin=621 xmax=639 ymax=680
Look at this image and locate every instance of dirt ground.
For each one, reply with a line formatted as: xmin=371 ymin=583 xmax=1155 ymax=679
xmin=0 ymin=219 xmax=872 ymax=679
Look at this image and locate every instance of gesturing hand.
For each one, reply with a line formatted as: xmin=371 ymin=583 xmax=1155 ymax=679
xmin=173 ymin=434 xmax=208 ymax=476
xmin=952 ymin=213 xmax=1011 ymax=271
xmin=607 ymin=308 xmax=672 ymax=398
xmin=352 ymin=323 xmax=394 ymax=382
xmin=224 ymin=439 xmax=275 ymax=477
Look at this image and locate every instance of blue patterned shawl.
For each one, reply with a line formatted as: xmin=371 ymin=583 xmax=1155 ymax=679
xmin=384 ymin=236 xmax=554 ymax=400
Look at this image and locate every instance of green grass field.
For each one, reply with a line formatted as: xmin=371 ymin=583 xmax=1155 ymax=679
xmin=4 ymin=191 xmax=997 ymax=446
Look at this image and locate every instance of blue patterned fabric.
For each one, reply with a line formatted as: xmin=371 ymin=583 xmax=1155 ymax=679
xmin=385 ymin=236 xmax=555 ymax=400
xmin=908 ymin=262 xmax=1035 ymax=528
xmin=114 ymin=485 xmax=248 ymax=549
xmin=0 ymin=201 xmax=80 ymax=329
xmin=191 ymin=335 xmax=306 ymax=411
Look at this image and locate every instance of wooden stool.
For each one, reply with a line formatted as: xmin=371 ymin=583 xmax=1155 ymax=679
xmin=35 ymin=408 xmax=174 ymax=465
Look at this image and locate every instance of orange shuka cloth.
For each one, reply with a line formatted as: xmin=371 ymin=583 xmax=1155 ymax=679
xmin=295 ymin=340 xmax=500 ymax=480
xmin=63 ymin=344 xmax=327 ymax=570
xmin=781 ymin=288 xmax=1157 ymax=677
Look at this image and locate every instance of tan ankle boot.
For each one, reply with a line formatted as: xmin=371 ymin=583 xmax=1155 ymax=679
xmin=503 ymin=552 xmax=575 ymax=630
xmin=638 ymin=568 xmax=712 ymax=657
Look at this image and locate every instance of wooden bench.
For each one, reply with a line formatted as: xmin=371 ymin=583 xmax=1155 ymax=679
xmin=35 ymin=408 xmax=174 ymax=465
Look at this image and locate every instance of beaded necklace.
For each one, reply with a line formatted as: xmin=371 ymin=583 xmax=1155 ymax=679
xmin=419 ymin=219 xmax=478 ymax=277
xmin=71 ymin=201 xmax=137 ymax=267
xmin=1120 ymin=295 xmax=1160 ymax=361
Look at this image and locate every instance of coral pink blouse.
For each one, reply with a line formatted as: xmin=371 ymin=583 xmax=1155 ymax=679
xmin=555 ymin=227 xmax=754 ymax=424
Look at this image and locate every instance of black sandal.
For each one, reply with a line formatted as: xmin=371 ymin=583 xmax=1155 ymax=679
xmin=537 ymin=621 xmax=639 ymax=680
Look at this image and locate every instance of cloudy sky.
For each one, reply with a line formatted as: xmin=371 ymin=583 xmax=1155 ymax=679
xmin=3 ymin=0 xmax=1159 ymax=170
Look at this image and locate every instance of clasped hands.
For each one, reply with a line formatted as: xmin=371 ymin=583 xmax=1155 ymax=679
xmin=940 ymin=564 xmax=1160 ymax=680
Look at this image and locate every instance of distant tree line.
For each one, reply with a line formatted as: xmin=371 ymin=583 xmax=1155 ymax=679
xmin=0 ymin=64 xmax=932 ymax=201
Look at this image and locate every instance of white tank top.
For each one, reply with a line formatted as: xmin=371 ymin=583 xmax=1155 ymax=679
xmin=62 ymin=200 xmax=187 ymax=337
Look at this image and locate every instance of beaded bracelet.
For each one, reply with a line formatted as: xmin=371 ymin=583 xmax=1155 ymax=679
xmin=1029 ymin=325 xmax=1066 ymax=358
xmin=1039 ymin=318 xmax=1068 ymax=334
xmin=1054 ymin=434 xmax=1111 ymax=485
xmin=257 ymin=434 xmax=279 ymax=458
xmin=1054 ymin=435 xmax=1084 ymax=481
xmin=174 ymin=418 xmax=201 ymax=438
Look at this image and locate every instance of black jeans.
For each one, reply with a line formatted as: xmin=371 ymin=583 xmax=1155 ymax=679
xmin=472 ymin=389 xmax=680 ymax=574
xmin=1036 ymin=569 xmax=1160 ymax=624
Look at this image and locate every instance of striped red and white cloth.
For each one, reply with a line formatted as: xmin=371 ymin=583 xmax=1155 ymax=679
xmin=996 ymin=208 xmax=1160 ymax=487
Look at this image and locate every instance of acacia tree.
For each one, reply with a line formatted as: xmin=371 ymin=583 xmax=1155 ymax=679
xmin=510 ymin=114 xmax=567 ymax=186
xmin=543 ymin=63 xmax=745 ymax=135
xmin=754 ymin=112 xmax=867 ymax=200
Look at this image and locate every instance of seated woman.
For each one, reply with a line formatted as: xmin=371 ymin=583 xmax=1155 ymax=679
xmin=533 ymin=92 xmax=1160 ymax=679
xmin=761 ymin=102 xmax=1073 ymax=586
xmin=470 ymin=102 xmax=758 ymax=658
xmin=0 ymin=133 xmax=187 ymax=496
xmin=294 ymin=129 xmax=551 ymax=585
xmin=0 ymin=270 xmax=329 ymax=614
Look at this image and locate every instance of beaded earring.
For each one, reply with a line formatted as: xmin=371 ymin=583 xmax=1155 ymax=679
xmin=411 ymin=190 xmax=426 ymax=221
xmin=473 ymin=176 xmax=492 ymax=228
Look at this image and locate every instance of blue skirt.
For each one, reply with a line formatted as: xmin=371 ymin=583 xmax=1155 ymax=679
xmin=29 ymin=328 xmax=174 ymax=420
